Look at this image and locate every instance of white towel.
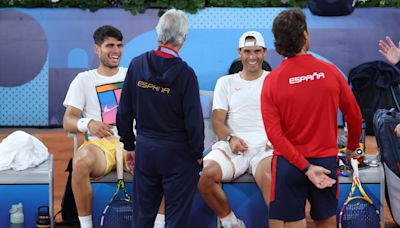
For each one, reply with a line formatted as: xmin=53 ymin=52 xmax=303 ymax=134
xmin=0 ymin=130 xmax=49 ymax=171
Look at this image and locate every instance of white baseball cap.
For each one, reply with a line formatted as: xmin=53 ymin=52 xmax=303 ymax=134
xmin=238 ymin=31 xmax=265 ymax=48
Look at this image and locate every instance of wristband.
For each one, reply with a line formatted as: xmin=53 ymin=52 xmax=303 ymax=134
xmin=77 ymin=118 xmax=92 ymax=132
xmin=303 ymin=163 xmax=311 ymax=173
xmin=226 ymin=135 xmax=233 ymax=143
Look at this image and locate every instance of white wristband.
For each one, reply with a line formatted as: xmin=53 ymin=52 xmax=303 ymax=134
xmin=77 ymin=118 xmax=92 ymax=132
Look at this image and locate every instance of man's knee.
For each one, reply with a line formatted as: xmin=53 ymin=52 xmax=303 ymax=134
xmin=198 ymin=160 xmax=222 ymax=188
xmin=256 ymin=156 xmax=272 ymax=176
xmin=254 ymin=156 xmax=273 ymax=192
xmin=73 ymin=146 xmax=100 ymax=176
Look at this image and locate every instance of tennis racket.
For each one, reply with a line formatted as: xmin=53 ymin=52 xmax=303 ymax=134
xmin=338 ymin=158 xmax=380 ymax=228
xmin=100 ymin=145 xmax=133 ymax=227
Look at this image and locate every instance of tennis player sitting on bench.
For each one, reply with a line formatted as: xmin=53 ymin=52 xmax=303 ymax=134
xmin=198 ymin=31 xmax=273 ymax=228
xmin=63 ymin=25 xmax=165 ymax=228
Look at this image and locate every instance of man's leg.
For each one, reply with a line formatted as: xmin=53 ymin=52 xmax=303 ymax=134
xmin=254 ymin=156 xmax=272 ymax=206
xmin=163 ymin=160 xmax=201 ymax=228
xmin=309 ymin=157 xmax=338 ymax=228
xmin=72 ymin=144 xmax=106 ymax=228
xmin=153 ymin=198 xmax=165 ymax=228
xmin=133 ymin=139 xmax=165 ymax=228
xmin=198 ymin=159 xmax=244 ymax=227
xmin=269 ymin=219 xmax=306 ymax=228
xmin=268 ymin=156 xmax=308 ymax=228
xmin=133 ymin=170 xmax=163 ymax=228
xmin=197 ymin=160 xmax=228 ymax=216
xmin=314 ymin=215 xmax=336 ymax=228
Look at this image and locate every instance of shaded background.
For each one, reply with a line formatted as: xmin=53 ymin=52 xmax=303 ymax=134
xmin=0 ymin=7 xmax=400 ymax=127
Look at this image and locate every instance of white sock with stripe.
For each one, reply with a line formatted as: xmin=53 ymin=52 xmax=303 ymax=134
xmin=78 ymin=215 xmax=92 ymax=228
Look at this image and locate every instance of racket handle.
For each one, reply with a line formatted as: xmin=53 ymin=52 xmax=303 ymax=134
xmin=350 ymin=158 xmax=359 ymax=178
xmin=116 ymin=145 xmax=123 ymax=180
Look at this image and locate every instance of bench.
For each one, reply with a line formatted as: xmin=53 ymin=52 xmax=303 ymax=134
xmin=190 ymin=155 xmax=385 ymax=228
xmin=0 ymin=155 xmax=54 ymax=228
xmin=69 ymin=90 xmax=215 ymax=227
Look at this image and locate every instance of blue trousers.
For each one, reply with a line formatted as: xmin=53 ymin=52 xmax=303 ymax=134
xmin=132 ymin=135 xmax=202 ymax=228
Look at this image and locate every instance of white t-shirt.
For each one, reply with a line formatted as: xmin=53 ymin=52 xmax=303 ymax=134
xmin=213 ymin=70 xmax=270 ymax=147
xmin=63 ymin=67 xmax=127 ymax=140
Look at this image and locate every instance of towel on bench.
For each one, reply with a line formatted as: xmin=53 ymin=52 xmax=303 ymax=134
xmin=0 ymin=130 xmax=49 ymax=171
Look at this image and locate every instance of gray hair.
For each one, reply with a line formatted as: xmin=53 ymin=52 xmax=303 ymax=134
xmin=156 ymin=9 xmax=188 ymax=46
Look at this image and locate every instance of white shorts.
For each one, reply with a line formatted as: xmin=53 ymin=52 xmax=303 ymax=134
xmin=204 ymin=141 xmax=273 ymax=181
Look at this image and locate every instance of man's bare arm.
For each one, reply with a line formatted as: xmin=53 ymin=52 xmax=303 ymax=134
xmin=212 ymin=109 xmax=248 ymax=153
xmin=212 ymin=109 xmax=230 ymax=140
xmin=63 ymin=106 xmax=82 ymax=132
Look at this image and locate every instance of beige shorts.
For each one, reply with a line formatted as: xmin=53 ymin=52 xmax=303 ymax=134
xmin=204 ymin=141 xmax=273 ymax=181
xmin=79 ymin=138 xmax=125 ymax=176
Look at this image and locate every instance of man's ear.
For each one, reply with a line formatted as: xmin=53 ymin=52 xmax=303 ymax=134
xmin=304 ymin=30 xmax=309 ymax=42
xmin=94 ymin=44 xmax=100 ymax=55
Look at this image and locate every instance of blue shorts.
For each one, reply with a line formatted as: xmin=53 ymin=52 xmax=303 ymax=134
xmin=269 ymin=155 xmax=339 ymax=221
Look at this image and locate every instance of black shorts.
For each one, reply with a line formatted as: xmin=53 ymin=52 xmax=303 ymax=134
xmin=269 ymin=155 xmax=339 ymax=221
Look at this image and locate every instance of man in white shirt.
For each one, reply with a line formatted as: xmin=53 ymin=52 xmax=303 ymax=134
xmin=63 ymin=25 xmax=164 ymax=228
xmin=197 ymin=31 xmax=273 ymax=228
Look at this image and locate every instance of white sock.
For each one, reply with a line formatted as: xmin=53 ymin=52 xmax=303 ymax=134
xmin=219 ymin=210 xmax=238 ymax=226
xmin=78 ymin=215 xmax=93 ymax=228
xmin=153 ymin=213 xmax=165 ymax=228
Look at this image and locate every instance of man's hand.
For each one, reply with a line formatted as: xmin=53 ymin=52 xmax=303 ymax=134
xmin=229 ymin=136 xmax=248 ymax=155
xmin=345 ymin=148 xmax=362 ymax=159
xmin=124 ymin=150 xmax=135 ymax=174
xmin=379 ymin=36 xmax=400 ymax=65
xmin=394 ymin=123 xmax=400 ymax=137
xmin=87 ymin=120 xmax=114 ymax=138
xmin=305 ymin=164 xmax=336 ymax=189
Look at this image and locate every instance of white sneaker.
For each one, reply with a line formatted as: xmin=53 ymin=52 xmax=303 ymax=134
xmin=222 ymin=219 xmax=246 ymax=228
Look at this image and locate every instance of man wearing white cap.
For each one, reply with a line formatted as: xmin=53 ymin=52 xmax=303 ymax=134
xmin=198 ymin=31 xmax=273 ymax=228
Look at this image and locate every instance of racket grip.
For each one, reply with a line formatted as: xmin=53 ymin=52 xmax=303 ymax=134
xmin=350 ymin=158 xmax=359 ymax=178
xmin=116 ymin=145 xmax=123 ymax=180
xmin=353 ymin=147 xmax=365 ymax=166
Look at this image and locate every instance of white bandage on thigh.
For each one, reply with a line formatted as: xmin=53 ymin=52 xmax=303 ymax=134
xmin=77 ymin=118 xmax=92 ymax=132
xmin=204 ymin=148 xmax=235 ymax=180
xmin=204 ymin=141 xmax=249 ymax=181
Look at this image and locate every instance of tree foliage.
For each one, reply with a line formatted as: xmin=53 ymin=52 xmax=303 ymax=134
xmin=0 ymin=0 xmax=399 ymax=15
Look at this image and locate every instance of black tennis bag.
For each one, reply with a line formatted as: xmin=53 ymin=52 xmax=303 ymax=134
xmin=373 ymin=109 xmax=400 ymax=225
xmin=54 ymin=158 xmax=79 ymax=226
xmin=307 ymin=0 xmax=357 ymax=16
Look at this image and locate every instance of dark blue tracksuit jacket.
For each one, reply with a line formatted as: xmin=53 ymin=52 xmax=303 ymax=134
xmin=116 ymin=49 xmax=204 ymax=228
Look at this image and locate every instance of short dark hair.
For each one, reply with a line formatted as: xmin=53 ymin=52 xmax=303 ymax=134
xmin=93 ymin=25 xmax=123 ymax=46
xmin=272 ymin=8 xmax=307 ymax=58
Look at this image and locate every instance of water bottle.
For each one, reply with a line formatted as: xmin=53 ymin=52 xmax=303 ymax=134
xmin=9 ymin=203 xmax=24 ymax=228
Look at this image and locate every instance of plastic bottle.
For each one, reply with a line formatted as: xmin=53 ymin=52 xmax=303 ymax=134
xmin=9 ymin=203 xmax=24 ymax=228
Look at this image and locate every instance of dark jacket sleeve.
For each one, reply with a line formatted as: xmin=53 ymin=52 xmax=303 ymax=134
xmin=117 ymin=61 xmax=136 ymax=151
xmin=182 ymin=68 xmax=204 ymax=159
xmin=337 ymin=68 xmax=363 ymax=151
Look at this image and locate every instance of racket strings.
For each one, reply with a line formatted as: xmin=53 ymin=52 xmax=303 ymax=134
xmin=341 ymin=198 xmax=380 ymax=228
xmin=101 ymin=200 xmax=133 ymax=227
